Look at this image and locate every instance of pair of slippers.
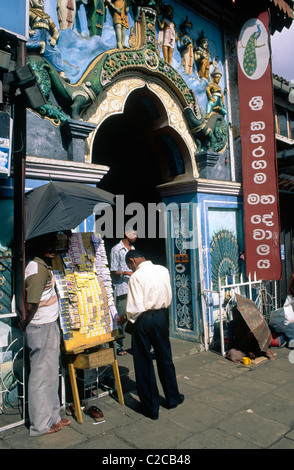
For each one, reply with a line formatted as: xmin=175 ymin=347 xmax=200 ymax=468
xmin=66 ymin=403 xmax=104 ymax=422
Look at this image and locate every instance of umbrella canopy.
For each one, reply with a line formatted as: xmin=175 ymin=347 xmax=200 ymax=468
xmin=235 ymin=294 xmax=271 ymax=353
xmin=25 ymin=181 xmax=114 ymax=240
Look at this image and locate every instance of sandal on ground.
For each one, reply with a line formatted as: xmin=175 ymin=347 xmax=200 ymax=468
xmin=117 ymin=349 xmax=127 ymax=356
xmin=66 ymin=404 xmax=75 ymax=416
xmin=85 ymin=405 xmax=104 ymax=422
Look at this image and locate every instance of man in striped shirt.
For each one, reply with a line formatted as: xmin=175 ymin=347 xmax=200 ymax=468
xmin=20 ymin=233 xmax=70 ymax=436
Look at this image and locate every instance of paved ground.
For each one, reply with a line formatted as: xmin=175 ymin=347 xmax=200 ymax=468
xmin=1 ymin=333 xmax=294 ymax=453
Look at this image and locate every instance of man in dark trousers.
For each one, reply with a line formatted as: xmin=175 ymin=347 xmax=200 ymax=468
xmin=118 ymin=250 xmax=184 ymax=420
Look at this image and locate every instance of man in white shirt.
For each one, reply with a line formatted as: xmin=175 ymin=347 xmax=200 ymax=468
xmin=110 ymin=229 xmax=137 ymax=355
xmin=118 ymin=250 xmax=184 ymax=420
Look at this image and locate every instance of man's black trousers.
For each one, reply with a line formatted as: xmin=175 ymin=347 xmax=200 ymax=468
xmin=131 ymin=308 xmax=180 ymax=418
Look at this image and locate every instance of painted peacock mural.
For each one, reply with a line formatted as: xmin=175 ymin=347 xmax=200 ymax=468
xmin=210 ymin=229 xmax=241 ymax=290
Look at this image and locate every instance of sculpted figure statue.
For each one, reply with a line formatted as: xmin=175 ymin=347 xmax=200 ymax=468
xmin=194 ymin=30 xmax=217 ymax=80
xmin=57 ymin=0 xmax=107 ymax=37
xmin=27 ymin=0 xmax=69 ymax=82
xmin=177 ymin=16 xmax=193 ymax=75
xmin=105 ymin=0 xmax=130 ymax=49
xmin=57 ymin=0 xmax=76 ymax=30
xmin=205 ymin=67 xmax=226 ymax=119
xmin=157 ymin=4 xmax=176 ymax=65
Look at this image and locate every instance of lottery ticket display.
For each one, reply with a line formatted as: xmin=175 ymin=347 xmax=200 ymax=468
xmin=53 ymin=233 xmax=118 ymax=341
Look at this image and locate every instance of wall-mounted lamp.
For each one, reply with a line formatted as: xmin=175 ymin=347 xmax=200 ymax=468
xmin=9 ymin=64 xmax=47 ymax=108
xmin=0 ymin=49 xmax=11 ymax=72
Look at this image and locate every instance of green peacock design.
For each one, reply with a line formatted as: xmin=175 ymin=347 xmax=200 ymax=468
xmin=242 ymin=24 xmax=263 ymax=77
xmin=210 ymin=229 xmax=241 ymax=290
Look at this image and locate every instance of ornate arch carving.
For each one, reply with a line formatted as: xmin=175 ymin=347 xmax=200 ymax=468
xmin=83 ymin=76 xmax=198 ymax=178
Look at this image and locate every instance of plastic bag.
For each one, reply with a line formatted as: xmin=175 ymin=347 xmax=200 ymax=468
xmin=283 ymin=295 xmax=294 ymax=325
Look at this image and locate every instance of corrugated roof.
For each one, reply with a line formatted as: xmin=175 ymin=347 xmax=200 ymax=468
xmin=270 ymin=0 xmax=294 ymax=19
xmin=178 ymin=0 xmax=294 ymax=31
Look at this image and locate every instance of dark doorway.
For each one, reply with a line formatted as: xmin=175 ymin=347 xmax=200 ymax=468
xmin=92 ymin=89 xmax=167 ymax=266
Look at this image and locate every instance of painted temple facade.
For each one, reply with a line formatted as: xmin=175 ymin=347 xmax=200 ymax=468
xmin=3 ymin=0 xmax=294 ymax=341
xmin=23 ymin=0 xmax=246 ymax=346
xmin=1 ymin=1 xmax=294 ymax=427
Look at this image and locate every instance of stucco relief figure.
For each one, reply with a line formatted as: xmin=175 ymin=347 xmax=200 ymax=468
xmin=57 ymin=0 xmax=107 ymax=37
xmin=205 ymin=67 xmax=226 ymax=119
xmin=106 ymin=0 xmax=130 ymax=49
xmin=27 ymin=0 xmax=69 ymax=82
xmin=57 ymin=0 xmax=76 ymax=30
xmin=194 ymin=30 xmax=217 ymax=80
xmin=177 ymin=16 xmax=193 ymax=75
xmin=157 ymin=4 xmax=176 ymax=65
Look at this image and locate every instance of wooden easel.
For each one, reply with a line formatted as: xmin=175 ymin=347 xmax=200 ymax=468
xmin=64 ymin=331 xmax=124 ymax=424
xmin=52 ymin=234 xmax=124 ymax=423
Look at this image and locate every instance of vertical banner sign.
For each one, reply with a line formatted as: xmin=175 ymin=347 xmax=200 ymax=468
xmin=237 ymin=11 xmax=281 ymax=280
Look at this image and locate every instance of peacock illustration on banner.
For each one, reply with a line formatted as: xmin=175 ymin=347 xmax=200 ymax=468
xmin=237 ymin=18 xmax=269 ymax=81
xmin=242 ymin=23 xmax=263 ymax=77
xmin=209 ymin=229 xmax=241 ymax=290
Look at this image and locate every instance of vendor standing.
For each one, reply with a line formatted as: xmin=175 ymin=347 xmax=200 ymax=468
xmin=110 ymin=228 xmax=137 ymax=355
xmin=19 ymin=233 xmax=70 ymax=436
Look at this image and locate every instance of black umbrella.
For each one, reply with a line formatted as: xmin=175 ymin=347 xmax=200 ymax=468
xmin=25 ymin=181 xmax=114 ymax=240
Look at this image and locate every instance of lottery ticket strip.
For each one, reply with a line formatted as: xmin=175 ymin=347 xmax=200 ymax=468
xmin=52 ymin=233 xmax=124 ymax=423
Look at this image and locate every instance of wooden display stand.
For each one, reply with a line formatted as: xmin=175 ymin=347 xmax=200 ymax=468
xmin=52 ymin=233 xmax=124 ymax=424
xmin=64 ymin=330 xmax=124 ymax=424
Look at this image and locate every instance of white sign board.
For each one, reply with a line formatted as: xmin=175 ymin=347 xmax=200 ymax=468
xmin=0 ymin=111 xmax=12 ymax=178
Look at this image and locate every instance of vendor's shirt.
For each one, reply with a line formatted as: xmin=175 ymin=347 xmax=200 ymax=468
xmin=25 ymin=257 xmax=59 ymax=325
xmin=110 ymin=240 xmax=134 ymax=297
xmin=126 ymin=260 xmax=172 ymax=323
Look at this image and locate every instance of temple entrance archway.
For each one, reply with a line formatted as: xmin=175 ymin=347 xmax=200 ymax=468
xmin=90 ymin=78 xmax=196 ymax=266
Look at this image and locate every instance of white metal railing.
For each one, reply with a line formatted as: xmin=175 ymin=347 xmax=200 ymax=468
xmin=0 ymin=336 xmax=25 ymax=432
xmin=202 ymin=273 xmax=276 ymax=356
xmin=0 ymin=293 xmax=26 ymax=432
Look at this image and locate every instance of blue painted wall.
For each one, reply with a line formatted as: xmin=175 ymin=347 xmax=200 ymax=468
xmin=162 ymin=191 xmax=244 ymax=341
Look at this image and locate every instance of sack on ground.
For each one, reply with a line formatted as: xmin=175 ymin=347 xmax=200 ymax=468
xmin=226 ymin=348 xmax=245 ymax=362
